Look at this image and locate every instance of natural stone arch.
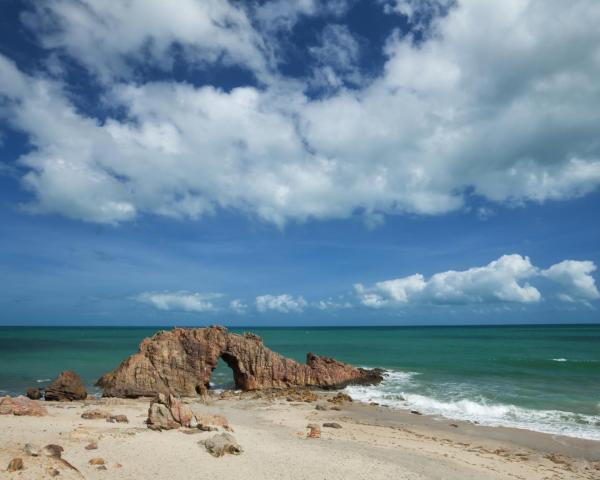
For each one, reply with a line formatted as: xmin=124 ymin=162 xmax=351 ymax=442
xmin=97 ymin=326 xmax=383 ymax=397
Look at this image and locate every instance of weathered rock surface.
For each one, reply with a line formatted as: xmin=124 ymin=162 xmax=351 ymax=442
xmin=45 ymin=371 xmax=87 ymax=401
xmin=98 ymin=326 xmax=383 ymax=397
xmin=307 ymin=423 xmax=321 ymax=438
xmin=146 ymin=392 xmax=231 ymax=432
xmin=200 ymin=433 xmax=242 ymax=457
xmin=0 ymin=396 xmax=48 ymax=416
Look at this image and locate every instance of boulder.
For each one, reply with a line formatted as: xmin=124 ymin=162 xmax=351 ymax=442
xmin=147 ymin=402 xmax=179 ymax=431
xmin=200 ymin=433 xmax=243 ymax=457
xmin=26 ymin=387 xmax=43 ymax=400
xmin=45 ymin=371 xmax=87 ymax=401
xmin=98 ymin=326 xmax=383 ymax=397
xmin=0 ymin=396 xmax=48 ymax=416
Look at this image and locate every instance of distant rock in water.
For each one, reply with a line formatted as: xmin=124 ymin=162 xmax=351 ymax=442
xmin=97 ymin=326 xmax=383 ymax=397
xmin=45 ymin=371 xmax=87 ymax=401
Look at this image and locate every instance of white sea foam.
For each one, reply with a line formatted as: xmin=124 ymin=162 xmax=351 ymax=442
xmin=36 ymin=378 xmax=51 ymax=383
xmin=345 ymin=369 xmax=600 ymax=441
xmin=552 ymin=358 xmax=567 ymax=362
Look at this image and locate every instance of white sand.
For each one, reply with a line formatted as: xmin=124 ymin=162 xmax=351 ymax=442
xmin=1 ymin=394 xmax=599 ymax=479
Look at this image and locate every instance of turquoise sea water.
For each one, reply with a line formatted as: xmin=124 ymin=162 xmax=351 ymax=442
xmin=1 ymin=325 xmax=599 ymax=440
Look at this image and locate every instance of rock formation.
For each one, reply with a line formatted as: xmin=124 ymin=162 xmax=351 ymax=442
xmin=45 ymin=371 xmax=87 ymax=401
xmin=98 ymin=326 xmax=383 ymax=397
xmin=0 ymin=396 xmax=48 ymax=416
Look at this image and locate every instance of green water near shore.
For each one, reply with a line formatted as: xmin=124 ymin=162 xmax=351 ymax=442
xmin=1 ymin=325 xmax=599 ymax=439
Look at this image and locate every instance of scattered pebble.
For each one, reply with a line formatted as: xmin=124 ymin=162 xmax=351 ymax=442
xmin=323 ymin=422 xmax=342 ymax=429
xmin=24 ymin=443 xmax=40 ymax=456
xmin=89 ymin=458 xmax=105 ymax=466
xmin=7 ymin=457 xmax=24 ymax=472
xmin=85 ymin=440 xmax=98 ymax=450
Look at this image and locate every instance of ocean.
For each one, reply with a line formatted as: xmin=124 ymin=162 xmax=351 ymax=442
xmin=1 ymin=325 xmax=599 ymax=440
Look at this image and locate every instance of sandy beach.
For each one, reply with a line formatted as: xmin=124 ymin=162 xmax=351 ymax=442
xmin=1 ymin=391 xmax=599 ymax=480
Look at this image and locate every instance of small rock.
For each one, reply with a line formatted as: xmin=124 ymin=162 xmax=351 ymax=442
xmin=307 ymin=424 xmax=321 ymax=438
xmin=42 ymin=444 xmax=64 ymax=458
xmin=88 ymin=458 xmax=105 ymax=466
xmin=328 ymin=392 xmax=353 ymax=404
xmin=196 ymin=413 xmax=231 ymax=431
xmin=48 ymin=468 xmax=60 ymax=476
xmin=114 ymin=463 xmax=123 ymax=469
xmin=330 ymin=405 xmax=342 ymax=411
xmin=85 ymin=440 xmax=98 ymax=450
xmin=200 ymin=433 xmax=243 ymax=457
xmin=24 ymin=443 xmax=40 ymax=456
xmin=81 ymin=409 xmax=111 ymax=420
xmin=323 ymin=422 xmax=342 ymax=429
xmin=449 ymin=423 xmax=458 ymax=428
xmin=106 ymin=414 xmax=129 ymax=423
xmin=26 ymin=387 xmax=42 ymax=400
xmin=97 ymin=465 xmax=108 ymax=471
xmin=410 ymin=410 xmax=422 ymax=415
xmin=7 ymin=458 xmax=24 ymax=472
xmin=315 ymin=402 xmax=328 ymax=411
xmin=370 ymin=402 xmax=379 ymax=406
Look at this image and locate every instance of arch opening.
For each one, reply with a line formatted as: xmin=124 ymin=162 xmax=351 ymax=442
xmin=208 ymin=357 xmax=236 ymax=390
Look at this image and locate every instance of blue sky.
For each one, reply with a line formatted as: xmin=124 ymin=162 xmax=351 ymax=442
xmin=1 ymin=0 xmax=599 ymax=326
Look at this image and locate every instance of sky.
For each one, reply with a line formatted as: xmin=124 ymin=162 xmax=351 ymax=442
xmin=0 ymin=0 xmax=599 ymax=326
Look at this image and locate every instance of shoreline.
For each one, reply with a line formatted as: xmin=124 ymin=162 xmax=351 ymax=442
xmin=2 ymin=391 xmax=599 ymax=479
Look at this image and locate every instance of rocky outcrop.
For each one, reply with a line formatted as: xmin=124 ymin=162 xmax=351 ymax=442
xmin=98 ymin=326 xmax=383 ymax=397
xmin=0 ymin=396 xmax=48 ymax=416
xmin=45 ymin=371 xmax=87 ymax=401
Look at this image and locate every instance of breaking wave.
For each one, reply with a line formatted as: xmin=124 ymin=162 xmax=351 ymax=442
xmin=345 ymin=370 xmax=600 ymax=441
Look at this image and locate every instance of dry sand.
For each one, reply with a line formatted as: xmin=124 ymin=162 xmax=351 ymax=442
xmin=1 ymin=392 xmax=599 ymax=479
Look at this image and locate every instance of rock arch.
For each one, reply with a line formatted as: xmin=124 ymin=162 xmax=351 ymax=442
xmin=97 ymin=326 xmax=383 ymax=397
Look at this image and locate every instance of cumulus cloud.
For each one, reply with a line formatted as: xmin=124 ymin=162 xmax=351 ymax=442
xmin=256 ymin=294 xmax=308 ymax=313
xmin=541 ymin=260 xmax=600 ymax=302
xmin=1 ymin=1 xmax=600 ymax=225
xmin=355 ymin=254 xmax=542 ymax=307
xmin=21 ymin=0 xmax=270 ymax=82
xmin=135 ymin=291 xmax=223 ymax=312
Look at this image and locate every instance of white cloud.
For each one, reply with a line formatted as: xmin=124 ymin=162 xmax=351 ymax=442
xmin=21 ymin=0 xmax=270 ymax=82
xmin=255 ymin=0 xmax=352 ymax=33
xmin=309 ymin=24 xmax=362 ymax=90
xmin=230 ymin=299 xmax=248 ymax=314
xmin=256 ymin=294 xmax=308 ymax=313
xmin=135 ymin=291 xmax=223 ymax=312
xmin=312 ymin=298 xmax=353 ymax=310
xmin=542 ymin=260 xmax=600 ymax=302
xmin=2 ymin=1 xmax=600 ymax=225
xmin=355 ymin=254 xmax=543 ymax=307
